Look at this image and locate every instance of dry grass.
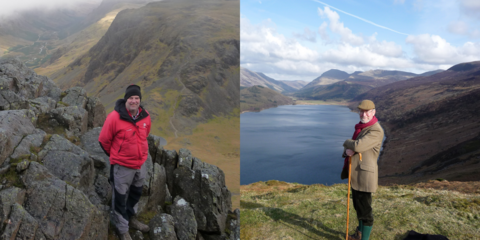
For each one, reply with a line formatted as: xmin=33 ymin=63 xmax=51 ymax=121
xmin=241 ymin=181 xmax=480 ymax=240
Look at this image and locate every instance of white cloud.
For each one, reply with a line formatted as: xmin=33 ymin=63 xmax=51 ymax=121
xmin=318 ymin=7 xmax=364 ymax=45
xmin=0 ymin=0 xmax=101 ymax=18
xmin=406 ymin=34 xmax=480 ymax=64
xmin=241 ymin=17 xmax=319 ymax=62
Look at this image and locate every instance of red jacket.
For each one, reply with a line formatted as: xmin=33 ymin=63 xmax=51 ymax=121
xmin=98 ymin=99 xmax=151 ymax=169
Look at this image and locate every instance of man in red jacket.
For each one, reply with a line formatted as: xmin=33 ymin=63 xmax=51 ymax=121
xmin=99 ymin=84 xmax=151 ymax=240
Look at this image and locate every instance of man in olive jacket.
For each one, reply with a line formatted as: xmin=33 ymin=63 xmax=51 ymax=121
xmin=342 ymin=100 xmax=384 ymax=240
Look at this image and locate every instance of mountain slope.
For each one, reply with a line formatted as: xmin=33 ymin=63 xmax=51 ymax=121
xmin=351 ymin=61 xmax=480 ymax=185
xmin=301 ymin=69 xmax=349 ymax=89
xmin=240 ymin=67 xmax=299 ymax=93
xmin=240 ymin=85 xmax=294 ymax=113
xmin=52 ymin=0 xmax=240 ymax=138
xmin=280 ymin=80 xmax=308 ymax=89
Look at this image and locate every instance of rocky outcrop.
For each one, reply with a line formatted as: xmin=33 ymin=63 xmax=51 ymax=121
xmin=0 ymin=59 xmax=238 ymax=240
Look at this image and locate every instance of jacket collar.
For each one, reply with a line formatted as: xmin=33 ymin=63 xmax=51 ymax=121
xmin=114 ymin=99 xmax=149 ymax=123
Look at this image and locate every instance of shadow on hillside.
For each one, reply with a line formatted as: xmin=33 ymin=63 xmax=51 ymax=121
xmin=243 ymin=200 xmax=344 ymax=240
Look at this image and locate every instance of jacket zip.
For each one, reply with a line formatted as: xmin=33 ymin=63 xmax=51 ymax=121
xmin=118 ymin=133 xmax=126 ymax=153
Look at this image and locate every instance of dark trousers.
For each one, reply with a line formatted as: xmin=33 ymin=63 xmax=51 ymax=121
xmin=352 ymin=188 xmax=373 ymax=226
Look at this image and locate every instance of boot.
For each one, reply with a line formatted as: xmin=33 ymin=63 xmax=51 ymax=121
xmin=347 ymin=227 xmax=362 ymax=240
xmin=129 ymin=217 xmax=150 ymax=233
xmin=119 ymin=232 xmax=133 ymax=240
xmin=361 ymin=225 xmax=372 ymax=240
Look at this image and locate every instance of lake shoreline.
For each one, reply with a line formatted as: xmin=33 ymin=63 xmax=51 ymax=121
xmin=240 ymin=100 xmax=350 ymax=114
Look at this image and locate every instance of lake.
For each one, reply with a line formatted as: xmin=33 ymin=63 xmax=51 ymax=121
xmin=240 ymin=104 xmax=361 ymax=185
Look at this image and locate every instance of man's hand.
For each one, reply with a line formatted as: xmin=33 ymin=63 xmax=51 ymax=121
xmin=345 ymin=149 xmax=355 ymax=157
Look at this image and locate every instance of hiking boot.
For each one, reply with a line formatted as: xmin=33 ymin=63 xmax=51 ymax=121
xmin=347 ymin=227 xmax=362 ymax=240
xmin=118 ymin=232 xmax=132 ymax=240
xmin=129 ymin=218 xmax=150 ymax=233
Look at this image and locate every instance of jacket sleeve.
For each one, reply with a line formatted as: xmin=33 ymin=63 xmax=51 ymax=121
xmin=98 ymin=114 xmax=115 ymax=157
xmin=343 ymin=126 xmax=383 ymax=153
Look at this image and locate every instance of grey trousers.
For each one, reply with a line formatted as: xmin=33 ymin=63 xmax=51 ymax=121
xmin=110 ymin=164 xmax=146 ymax=234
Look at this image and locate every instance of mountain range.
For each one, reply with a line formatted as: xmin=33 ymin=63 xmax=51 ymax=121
xmin=294 ymin=69 xmax=443 ymax=101
xmin=240 ymin=67 xmax=307 ymax=93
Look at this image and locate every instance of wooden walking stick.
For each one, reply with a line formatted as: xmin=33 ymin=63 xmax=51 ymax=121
xmin=346 ymin=153 xmax=361 ymax=240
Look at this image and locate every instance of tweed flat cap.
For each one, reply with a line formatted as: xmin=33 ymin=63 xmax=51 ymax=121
xmin=357 ymin=100 xmax=375 ymax=110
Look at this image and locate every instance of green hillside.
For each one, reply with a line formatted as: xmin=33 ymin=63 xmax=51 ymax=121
xmin=241 ymin=180 xmax=480 ymax=240
xmin=241 ymin=85 xmax=294 ymax=113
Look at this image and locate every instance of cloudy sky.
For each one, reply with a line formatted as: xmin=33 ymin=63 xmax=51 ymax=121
xmin=0 ymin=0 xmax=102 ymax=19
xmin=241 ymin=0 xmax=480 ymax=81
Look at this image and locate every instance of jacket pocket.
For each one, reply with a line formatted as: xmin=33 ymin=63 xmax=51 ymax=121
xmin=359 ymin=163 xmax=376 ymax=173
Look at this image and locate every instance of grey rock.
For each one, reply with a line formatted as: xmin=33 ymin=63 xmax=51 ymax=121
xmin=135 ymin=155 xmax=154 ymax=215
xmin=0 ymin=90 xmax=28 ymax=110
xmin=147 ymin=134 xmax=167 ymax=165
xmin=86 ymin=96 xmax=106 ymax=129
xmin=146 ymin=163 xmax=167 ymax=211
xmin=0 ymin=109 xmax=37 ymax=166
xmin=94 ymin=174 xmax=112 ymax=205
xmin=173 ymin=158 xmax=231 ymax=233
xmin=22 ymin=162 xmax=108 ymax=240
xmin=163 ymin=150 xmax=178 ymax=194
xmin=0 ymin=58 xmax=62 ymax=101
xmin=9 ymin=128 xmax=46 ymax=160
xmin=47 ymin=106 xmax=88 ymax=138
xmin=0 ymin=187 xmax=26 ymax=230
xmin=167 ymin=196 xmax=197 ymax=240
xmin=149 ymin=213 xmax=177 ymax=240
xmin=81 ymin=127 xmax=110 ymax=177
xmin=225 ymin=209 xmax=240 ymax=240
xmin=165 ymin=184 xmax=173 ymax=205
xmin=61 ymin=87 xmax=87 ymax=108
xmin=132 ymin=230 xmax=145 ymax=240
xmin=178 ymin=148 xmax=193 ymax=168
xmin=0 ymin=203 xmax=39 ymax=240
xmin=28 ymin=96 xmax=57 ymax=116
xmin=91 ymin=154 xmax=108 ymax=169
xmin=16 ymin=159 xmax=30 ymax=172
xmin=41 ymin=134 xmax=95 ymax=192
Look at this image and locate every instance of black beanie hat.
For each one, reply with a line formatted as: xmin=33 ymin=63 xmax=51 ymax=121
xmin=124 ymin=84 xmax=142 ymax=100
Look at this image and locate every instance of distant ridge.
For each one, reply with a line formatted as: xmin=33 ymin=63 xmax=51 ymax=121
xmin=240 ymin=67 xmax=305 ymax=93
xmin=294 ymin=69 xmax=443 ymax=101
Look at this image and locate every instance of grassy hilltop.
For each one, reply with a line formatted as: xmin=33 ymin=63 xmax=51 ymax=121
xmin=241 ymin=180 xmax=480 ymax=240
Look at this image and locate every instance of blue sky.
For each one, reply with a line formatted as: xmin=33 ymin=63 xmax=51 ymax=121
xmin=241 ymin=0 xmax=480 ymax=81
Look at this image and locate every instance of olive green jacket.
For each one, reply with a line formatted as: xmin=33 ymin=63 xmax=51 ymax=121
xmin=342 ymin=122 xmax=384 ymax=193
